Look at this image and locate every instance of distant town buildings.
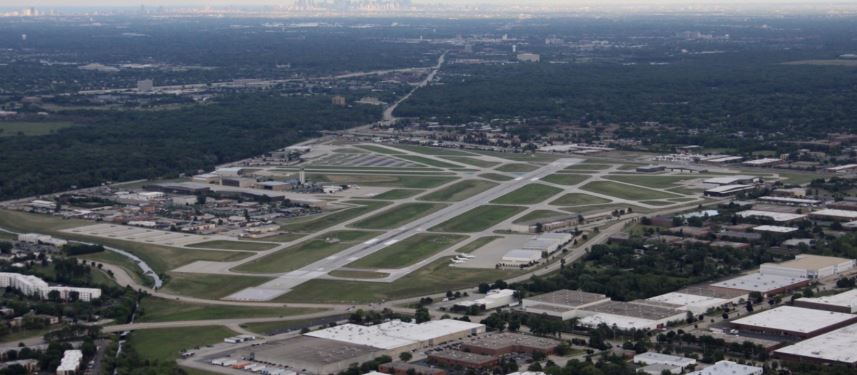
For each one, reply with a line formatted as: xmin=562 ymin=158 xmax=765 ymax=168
xmin=0 ymin=272 xmax=101 ymax=301
xmin=516 ymin=53 xmax=540 ymax=63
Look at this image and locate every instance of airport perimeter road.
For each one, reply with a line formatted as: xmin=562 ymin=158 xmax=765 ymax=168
xmin=227 ymin=158 xmax=583 ymax=301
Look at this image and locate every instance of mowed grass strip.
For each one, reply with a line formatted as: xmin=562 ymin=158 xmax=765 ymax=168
xmin=308 ymin=173 xmax=457 ymax=188
xmin=605 ymin=175 xmax=699 ymax=189
xmin=186 ymin=240 xmax=276 ymax=251
xmin=513 ymin=210 xmax=570 ymax=224
xmin=495 ymin=163 xmax=539 ymax=172
xmin=456 ymin=236 xmax=502 ymax=253
xmin=355 ymin=144 xmax=405 ymax=154
xmin=162 ymin=273 xmax=274 ymax=300
xmin=581 ymin=181 xmax=681 ymax=200
xmin=491 ymin=184 xmax=563 ymax=205
xmin=137 ymin=297 xmax=323 ymax=322
xmin=280 ymin=200 xmax=389 ymax=233
xmin=419 ymin=179 xmax=497 ymax=202
xmin=550 ymin=193 xmax=612 ymax=206
xmin=565 ymin=163 xmax=611 ymax=171
xmin=369 ymin=189 xmax=423 ymax=200
xmin=129 ymin=326 xmax=237 ymax=362
xmin=234 ymin=230 xmax=379 ymax=274
xmin=328 ymin=270 xmax=389 ymax=279
xmin=350 ymin=203 xmax=447 ymax=229
xmin=348 ymin=233 xmax=467 ymax=269
xmin=479 ymin=173 xmax=513 ymax=181
xmin=384 ymin=144 xmax=475 ymax=156
xmin=430 ymin=205 xmax=525 ymax=233
xmin=440 ymin=156 xmax=500 ymax=168
xmin=394 ymin=154 xmax=466 ymax=169
xmin=542 ymin=173 xmax=589 ymax=186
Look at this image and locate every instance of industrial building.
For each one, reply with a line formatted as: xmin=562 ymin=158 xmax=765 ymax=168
xmin=794 ymin=289 xmax=857 ymax=313
xmin=453 ymin=289 xmax=516 ymax=311
xmin=499 ymin=249 xmax=543 ymax=268
xmin=710 ymin=272 xmax=810 ymax=296
xmin=646 ymin=292 xmax=730 ymax=314
xmin=757 ymin=196 xmax=820 ymax=207
xmin=378 ymin=362 xmax=447 ymax=375
xmin=810 ymin=208 xmax=857 ymax=222
xmin=742 ymin=158 xmax=783 ymax=167
xmin=704 ymin=185 xmax=756 ymax=197
xmin=461 ymin=333 xmax=560 ymax=356
xmin=730 ymin=306 xmax=857 ymax=339
xmin=16 ymin=233 xmax=67 ymax=247
xmin=304 ymin=320 xmax=485 ymax=355
xmin=633 ymin=352 xmax=697 ymax=369
xmin=773 ymin=323 xmax=857 ymax=367
xmin=703 ymin=176 xmax=758 ymax=186
xmin=521 ymin=289 xmax=610 ymax=320
xmin=735 ymin=210 xmax=807 ymax=223
xmin=751 ymin=225 xmax=798 ymax=234
xmin=56 ymin=350 xmax=82 ymax=375
xmin=577 ymin=301 xmax=686 ymax=331
xmin=252 ymin=336 xmax=381 ymax=375
xmin=686 ymin=361 xmax=763 ymax=375
xmin=759 ymin=254 xmax=855 ymax=279
xmin=428 ymin=351 xmax=497 ymax=369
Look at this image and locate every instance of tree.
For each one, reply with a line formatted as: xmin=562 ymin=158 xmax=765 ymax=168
xmin=399 ymin=352 xmax=412 ymax=362
xmin=415 ymin=307 xmax=431 ymax=323
xmin=47 ymin=290 xmax=61 ymax=302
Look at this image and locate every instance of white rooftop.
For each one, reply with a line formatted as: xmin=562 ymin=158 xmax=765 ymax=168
xmin=705 ymin=184 xmax=754 ymax=193
xmin=578 ymin=313 xmax=658 ymax=331
xmin=752 ymin=225 xmax=798 ymax=234
xmin=797 ymin=289 xmax=857 ymax=312
xmin=634 ymin=352 xmax=697 ymax=367
xmin=305 ymin=319 xmax=484 ymax=350
xmin=812 ymin=209 xmax=857 ymax=220
xmin=647 ymin=292 xmax=728 ymax=311
xmin=502 ymin=249 xmax=543 ymax=262
xmin=703 ymin=175 xmax=756 ymax=185
xmin=711 ymin=272 xmax=806 ymax=293
xmin=687 ymin=361 xmax=762 ymax=375
xmin=731 ymin=306 xmax=857 ymax=333
xmin=774 ymin=323 xmax=857 ymax=365
xmin=743 ymin=158 xmax=782 ymax=165
xmin=736 ymin=210 xmax=807 ymax=222
xmin=305 ymin=323 xmax=417 ymax=349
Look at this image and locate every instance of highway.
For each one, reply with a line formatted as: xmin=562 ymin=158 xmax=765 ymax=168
xmin=226 ymin=157 xmax=583 ymax=301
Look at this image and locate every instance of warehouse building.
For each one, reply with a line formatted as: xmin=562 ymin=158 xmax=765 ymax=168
xmin=730 ymin=306 xmax=857 ymax=339
xmin=633 ymin=352 xmax=696 ymax=369
xmin=794 ymin=289 xmax=857 ymax=313
xmin=577 ymin=301 xmax=686 ymax=331
xmin=751 ymin=225 xmax=798 ymax=234
xmin=378 ymin=362 xmax=447 ymax=375
xmin=810 ymin=208 xmax=857 ymax=222
xmin=498 ymin=249 xmax=543 ymax=268
xmin=736 ymin=210 xmax=807 ymax=223
xmin=686 ymin=361 xmax=763 ymax=375
xmin=646 ymin=292 xmax=730 ymax=314
xmin=454 ymin=289 xmax=516 ymax=311
xmin=759 ymin=254 xmax=855 ymax=280
xmin=304 ymin=320 xmax=485 ymax=355
xmin=461 ymin=333 xmax=560 ymax=356
xmin=522 ymin=233 xmax=573 ymax=253
xmin=710 ymin=272 xmax=810 ymax=296
xmin=428 ymin=351 xmax=497 ymax=369
xmin=252 ymin=336 xmax=381 ymax=375
xmin=773 ymin=323 xmax=857 ymax=367
xmin=743 ymin=158 xmax=783 ymax=167
xmin=704 ymin=185 xmax=756 ymax=197
xmin=703 ymin=176 xmax=758 ymax=186
xmin=757 ymin=196 xmax=821 ymax=207
xmin=521 ymin=290 xmax=610 ymax=320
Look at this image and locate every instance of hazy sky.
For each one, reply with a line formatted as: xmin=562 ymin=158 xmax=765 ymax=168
xmin=3 ymin=0 xmax=850 ymax=6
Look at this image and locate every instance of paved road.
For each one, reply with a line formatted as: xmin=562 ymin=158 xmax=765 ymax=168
xmin=380 ymin=51 xmax=446 ymax=125
xmin=227 ymin=158 xmax=582 ymax=301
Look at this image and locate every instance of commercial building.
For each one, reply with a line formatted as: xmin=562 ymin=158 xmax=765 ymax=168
xmin=521 ymin=290 xmax=610 ymax=320
xmin=757 ymin=196 xmax=820 ymax=207
xmin=773 ymin=323 xmax=857 ymax=367
xmin=577 ymin=301 xmax=686 ymax=331
xmin=636 ymin=165 xmax=666 ymax=173
xmin=736 ymin=210 xmax=807 ymax=223
xmin=454 ymin=289 xmax=516 ymax=311
xmin=686 ymin=361 xmax=763 ymax=375
xmin=730 ymin=306 xmax=857 ymax=339
xmin=646 ymin=292 xmax=729 ymax=314
xmin=751 ymin=225 xmax=798 ymax=234
xmin=522 ymin=233 xmax=573 ymax=253
xmin=794 ymin=289 xmax=857 ymax=313
xmin=461 ymin=333 xmax=560 ymax=356
xmin=810 ymin=208 xmax=857 ymax=222
xmin=826 ymin=164 xmax=857 ymax=174
xmin=252 ymin=336 xmax=381 ymax=375
xmin=56 ymin=350 xmax=82 ymax=375
xmin=0 ymin=273 xmax=101 ymax=301
xmin=17 ymin=233 xmax=67 ymax=247
xmin=704 ymin=185 xmax=755 ymax=197
xmin=428 ymin=351 xmax=497 ymax=369
xmin=304 ymin=320 xmax=485 ymax=355
xmin=633 ymin=352 xmax=696 ymax=369
xmin=499 ymin=249 xmax=542 ymax=267
xmin=516 ymin=53 xmax=540 ymax=63
xmin=759 ymin=254 xmax=855 ymax=279
xmin=742 ymin=158 xmax=783 ymax=167
xmin=378 ymin=362 xmax=447 ymax=375
xmin=710 ymin=272 xmax=810 ymax=296
xmin=703 ymin=176 xmax=757 ymax=186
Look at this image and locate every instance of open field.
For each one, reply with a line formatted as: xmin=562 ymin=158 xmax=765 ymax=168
xmin=78 ymin=250 xmax=151 ymax=287
xmin=393 ymin=154 xmax=465 ymax=168
xmin=162 ymin=273 xmax=275 ymax=300
xmin=347 ymin=233 xmax=466 ymax=269
xmin=561 ymin=203 xmax=653 ymax=215
xmin=255 ymin=233 xmax=305 ymax=243
xmin=549 ymin=193 xmax=612 ymax=206
xmin=470 ymin=150 xmax=562 ymax=163
xmin=234 ymin=230 xmax=379 ymax=274
xmin=513 ymin=210 xmax=570 ymax=224
xmin=241 ymin=316 xmax=347 ymax=336
xmin=605 ymin=175 xmax=700 ymax=189
xmin=328 ymin=270 xmax=389 ymax=279
xmin=541 ymin=173 xmax=589 ymax=186
xmin=418 ymin=179 xmax=497 ymax=202
xmin=456 ymin=236 xmax=502 ymax=253
xmin=129 ymin=326 xmax=237 ymax=362
xmin=430 ymin=205 xmax=525 ymax=233
xmin=308 ymin=173 xmax=457 ymax=188
xmin=479 ymin=173 xmax=513 ymax=181
xmin=137 ymin=297 xmax=323 ymax=322
xmin=491 ymin=183 xmax=563 ymax=205
xmin=565 ymin=163 xmax=611 ymax=171
xmin=441 ymin=156 xmax=500 ymax=168
xmin=350 ymin=203 xmax=447 ymax=229
xmin=368 ymin=189 xmax=423 ymax=200
xmin=186 ymin=240 xmax=276 ymax=251
xmin=383 ymin=144 xmax=474 ymax=156
xmin=495 ymin=163 xmax=539 ymax=172
xmin=581 ymin=181 xmax=681 ymax=200
xmin=279 ymin=200 xmax=389 ymax=233
xmin=355 ymin=144 xmax=405 ymax=154
xmin=277 ymin=257 xmax=520 ymax=304
xmin=0 ymin=121 xmax=75 ymax=137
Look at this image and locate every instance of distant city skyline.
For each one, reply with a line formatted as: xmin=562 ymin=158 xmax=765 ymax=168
xmin=4 ymin=0 xmax=856 ymax=7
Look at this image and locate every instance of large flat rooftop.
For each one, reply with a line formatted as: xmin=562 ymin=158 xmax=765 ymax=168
xmin=253 ymin=336 xmax=379 ymax=368
xmin=772 ymin=254 xmax=854 ymax=271
xmin=796 ymin=289 xmax=857 ymax=312
xmin=731 ymin=306 xmax=857 ymax=334
xmin=463 ymin=332 xmax=559 ymax=352
xmin=774 ymin=323 xmax=857 ymax=365
xmin=523 ymin=289 xmax=609 ymax=308
xmin=582 ymin=301 xmax=681 ymax=320
xmin=710 ymin=272 xmax=807 ymax=293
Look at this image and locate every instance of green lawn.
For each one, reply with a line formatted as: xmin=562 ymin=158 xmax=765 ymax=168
xmin=641 ymin=200 xmax=674 ymax=206
xmin=186 ymin=240 xmax=276 ymax=251
xmin=560 ymin=203 xmax=652 ymax=215
xmin=257 ymin=233 xmax=305 ymax=242
xmin=549 ymin=193 xmax=612 ymax=206
xmin=479 ymin=173 xmax=514 ymax=181
xmin=162 ymin=273 xmax=274 ymax=299
xmin=441 ymin=156 xmax=500 ymax=168
xmin=565 ymin=164 xmax=612 ymax=171
xmin=129 ymin=326 xmax=237 ymax=362
xmin=491 ymin=184 xmax=563 ymax=205
xmin=0 ymin=121 xmax=74 ymax=137
xmin=350 ymin=203 xmax=447 ymax=229
xmin=308 ymin=173 xmax=457 ymax=189
xmin=581 ymin=181 xmax=681 ymax=201
xmin=328 ymin=270 xmax=389 ymax=279
xmin=394 ymin=154 xmax=465 ymax=169
xmin=542 ymin=174 xmax=589 ymax=186
xmin=354 ymin=144 xmax=405 ymax=154
xmin=280 ymin=200 xmax=389 ymax=233
xmin=137 ymin=297 xmax=322 ymax=322
xmin=234 ymin=230 xmax=379 ymax=274
xmin=605 ymin=175 xmax=699 ymax=189
xmin=513 ymin=210 xmax=570 ymax=224
xmin=369 ymin=189 xmax=424 ymax=200
xmin=348 ymin=233 xmax=467 ymax=269
xmin=78 ymin=250 xmax=151 ymax=287
xmin=384 ymin=144 xmax=475 ymax=156
xmin=495 ymin=163 xmax=539 ymax=173
xmin=430 ymin=205 xmax=525 ymax=233
xmin=456 ymin=236 xmax=502 ymax=253
xmin=418 ymin=180 xmax=497 ymax=202
xmin=470 ymin=150 xmax=562 ymax=163
xmin=277 ymin=257 xmax=521 ymax=304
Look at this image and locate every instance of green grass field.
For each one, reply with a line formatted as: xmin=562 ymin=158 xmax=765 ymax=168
xmin=78 ymin=250 xmax=151 ymax=287
xmin=350 ymin=203 xmax=447 ymax=229
xmin=369 ymin=189 xmax=424 ymax=200
xmin=129 ymin=326 xmax=237 ymax=362
xmin=234 ymin=230 xmax=379 ymax=274
xmin=384 ymin=144 xmax=474 ymax=156
xmin=418 ymin=179 xmax=497 ymax=202
xmin=605 ymin=175 xmax=699 ymax=189
xmin=137 ymin=297 xmax=323 ymax=322
xmin=541 ymin=174 xmax=589 ymax=186
xmin=308 ymin=173 xmax=457 ymax=189
xmin=186 ymin=240 xmax=276 ymax=251
xmin=560 ymin=203 xmax=652 ymax=215
xmin=565 ymin=164 xmax=611 ymax=171
xmin=441 ymin=156 xmax=500 ymax=168
xmin=581 ymin=181 xmax=681 ymax=201
xmin=328 ymin=270 xmax=389 ymax=279
xmin=354 ymin=144 xmax=405 ymax=154
xmin=549 ymin=193 xmax=612 ymax=206
xmin=347 ymin=233 xmax=467 ymax=269
xmin=641 ymin=200 xmax=674 ymax=206
xmin=495 ymin=163 xmax=539 ymax=173
xmin=469 ymin=150 xmax=561 ymax=163
xmin=479 ymin=173 xmax=514 ymax=181
xmin=512 ymin=210 xmax=571 ymax=224
xmin=455 ymin=236 xmax=502 ymax=253
xmin=280 ymin=200 xmax=389 ymax=233
xmin=0 ymin=121 xmax=74 ymax=137
xmin=430 ymin=205 xmax=525 ymax=233
xmin=492 ymin=183 xmax=563 ymax=205
xmin=277 ymin=257 xmax=520 ymax=304
xmin=162 ymin=273 xmax=274 ymax=300
xmin=394 ymin=154 xmax=465 ymax=169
